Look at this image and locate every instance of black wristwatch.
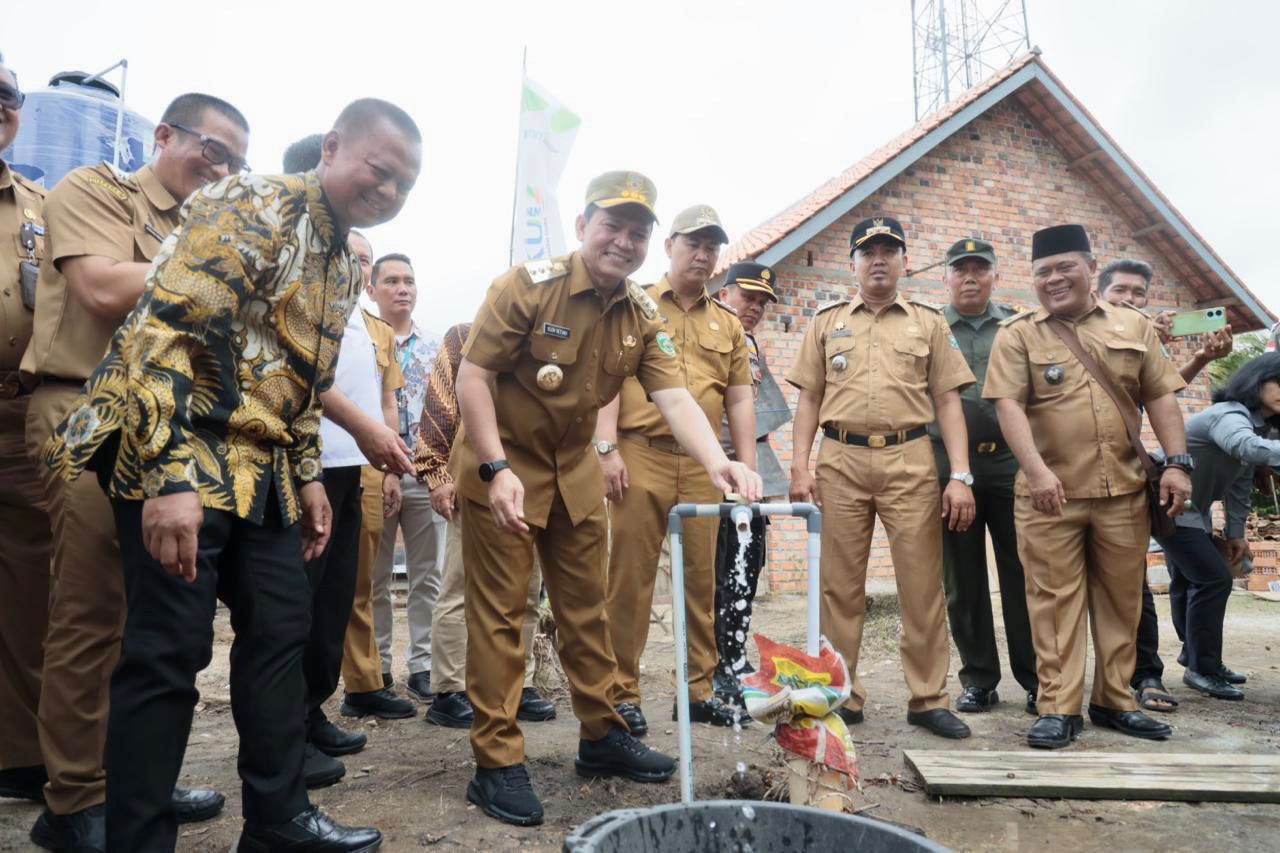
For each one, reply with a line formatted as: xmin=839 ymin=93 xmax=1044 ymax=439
xmin=478 ymin=459 xmax=511 ymax=482
xmin=1163 ymin=454 xmax=1195 ymax=473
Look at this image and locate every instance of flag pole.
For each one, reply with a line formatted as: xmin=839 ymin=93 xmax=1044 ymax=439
xmin=507 ymin=46 xmax=528 ymax=267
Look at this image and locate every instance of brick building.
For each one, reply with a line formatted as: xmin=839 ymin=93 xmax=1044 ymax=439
xmin=715 ymin=51 xmax=1274 ymax=593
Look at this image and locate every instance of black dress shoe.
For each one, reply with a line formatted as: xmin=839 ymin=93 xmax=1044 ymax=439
xmin=1218 ymin=664 xmax=1247 ymax=685
xmin=30 ymin=804 xmax=105 ymax=853
xmin=576 ymin=726 xmax=676 ymax=783
xmin=906 ymin=708 xmax=971 ymax=739
xmin=516 ymin=687 xmax=557 ymax=722
xmin=615 ymin=702 xmax=648 ymax=736
xmin=1026 ymin=689 xmax=1038 ymax=716
xmin=239 ymin=805 xmax=382 ymax=852
xmin=679 ymin=696 xmax=751 ymax=728
xmin=382 ymin=671 xmax=393 ymax=689
xmin=1027 ymin=714 xmax=1083 ymax=749
xmin=426 ymin=691 xmax=475 ymax=728
xmin=406 ymin=671 xmax=433 ymax=702
xmin=467 ymin=764 xmax=544 ymax=827
xmin=341 ymin=687 xmax=416 ymax=719
xmin=955 ymin=686 xmax=999 ymax=713
xmin=304 ymin=743 xmax=346 ymax=789
xmin=310 ymin=714 xmax=369 ymax=756
xmin=712 ymin=664 xmax=743 ymax=704
xmin=1087 ymin=704 xmax=1172 ymax=740
xmin=0 ymin=764 xmax=46 ymax=802
xmin=172 ymin=787 xmax=225 ymax=824
xmin=835 ymin=707 xmax=864 ymax=726
xmin=1183 ymin=669 xmax=1244 ymax=700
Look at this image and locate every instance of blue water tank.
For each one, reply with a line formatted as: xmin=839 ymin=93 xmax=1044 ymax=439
xmin=0 ymin=71 xmax=153 ymax=188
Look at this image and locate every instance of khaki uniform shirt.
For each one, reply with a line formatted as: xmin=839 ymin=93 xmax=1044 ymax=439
xmin=43 ymin=171 xmax=361 ymax=526
xmin=456 ymin=253 xmax=684 ymax=528
xmin=0 ymin=162 xmax=46 ymax=383
xmin=787 ymin=292 xmax=974 ymax=432
xmin=616 ymin=276 xmax=751 ymax=440
xmin=982 ymin=297 xmax=1185 ymax=498
xmin=20 ymin=163 xmax=180 ymax=382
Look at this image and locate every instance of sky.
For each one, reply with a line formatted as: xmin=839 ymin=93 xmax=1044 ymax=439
xmin=5 ymin=0 xmax=1278 ymax=334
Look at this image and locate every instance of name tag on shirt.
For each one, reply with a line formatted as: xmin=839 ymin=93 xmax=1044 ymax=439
xmin=543 ymin=323 xmax=571 ymax=340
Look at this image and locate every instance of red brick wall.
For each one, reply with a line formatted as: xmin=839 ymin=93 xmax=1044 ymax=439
xmin=757 ymin=97 xmax=1214 ymax=594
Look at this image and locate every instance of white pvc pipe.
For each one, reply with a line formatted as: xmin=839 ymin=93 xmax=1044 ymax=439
xmin=806 ymin=530 xmax=822 ymax=656
xmin=668 ymin=528 xmax=694 ymax=804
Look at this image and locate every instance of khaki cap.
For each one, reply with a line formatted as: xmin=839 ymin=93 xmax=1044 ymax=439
xmin=584 ymin=171 xmax=659 ymax=221
xmin=669 ymin=204 xmax=728 ymax=243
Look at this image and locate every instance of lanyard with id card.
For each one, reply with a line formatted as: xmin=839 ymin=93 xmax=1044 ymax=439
xmin=18 ymin=221 xmax=39 ymax=311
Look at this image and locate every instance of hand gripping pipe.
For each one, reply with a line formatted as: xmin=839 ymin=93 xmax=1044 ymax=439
xmin=666 ymin=501 xmax=821 ymax=803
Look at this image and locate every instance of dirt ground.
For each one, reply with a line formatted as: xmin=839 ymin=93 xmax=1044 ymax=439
xmin=2 ymin=588 xmax=1278 ymax=852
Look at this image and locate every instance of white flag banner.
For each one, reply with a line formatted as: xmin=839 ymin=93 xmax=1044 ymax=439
xmin=510 ymin=78 xmax=580 ymax=264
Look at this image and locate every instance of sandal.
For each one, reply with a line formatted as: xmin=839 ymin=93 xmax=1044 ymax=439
xmin=1134 ymin=677 xmax=1179 ymax=713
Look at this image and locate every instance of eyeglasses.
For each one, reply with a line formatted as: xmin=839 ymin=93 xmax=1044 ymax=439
xmin=0 ymin=84 xmax=24 ymax=111
xmin=168 ymin=122 xmax=250 ymax=174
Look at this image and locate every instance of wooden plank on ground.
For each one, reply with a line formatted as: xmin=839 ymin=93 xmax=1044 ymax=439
xmin=903 ymin=751 xmax=1280 ymax=803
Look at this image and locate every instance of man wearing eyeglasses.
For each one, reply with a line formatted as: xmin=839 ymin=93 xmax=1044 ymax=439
xmin=0 ymin=57 xmax=53 ymax=811
xmin=20 ymin=92 xmax=248 ymax=852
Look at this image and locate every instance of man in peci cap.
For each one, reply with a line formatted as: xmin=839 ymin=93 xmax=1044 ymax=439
xmin=711 ymin=261 xmax=788 ymax=704
xmin=984 ymin=224 xmax=1191 ymax=749
xmin=789 ymin=215 xmax=977 ymax=739
xmin=454 ymin=173 xmax=762 ymax=826
xmin=596 ymin=204 xmax=757 ymax=734
xmin=928 ymin=239 xmax=1038 ymax=716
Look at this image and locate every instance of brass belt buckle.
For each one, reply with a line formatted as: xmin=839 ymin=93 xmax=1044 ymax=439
xmin=867 ymin=434 xmax=887 ymax=448
xmin=977 ymin=441 xmax=997 ymax=454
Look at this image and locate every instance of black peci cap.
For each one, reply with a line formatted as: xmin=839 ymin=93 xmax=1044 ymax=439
xmin=1031 ymin=224 xmax=1091 ymax=261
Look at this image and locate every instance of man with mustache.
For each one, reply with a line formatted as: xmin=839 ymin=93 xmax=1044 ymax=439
xmin=596 ymin=204 xmax=758 ymax=735
xmin=929 ymin=239 xmax=1037 ymax=717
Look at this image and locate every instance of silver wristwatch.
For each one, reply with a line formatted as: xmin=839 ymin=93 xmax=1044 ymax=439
xmin=950 ymin=471 xmax=975 ymax=486
xmin=595 ymin=440 xmax=618 ymax=455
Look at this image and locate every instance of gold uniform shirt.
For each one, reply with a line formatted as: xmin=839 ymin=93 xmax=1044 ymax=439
xmin=20 ymin=163 xmax=180 ymax=382
xmin=616 ymin=276 xmax=752 ymax=440
xmin=0 ymin=162 xmax=46 ymax=376
xmin=456 ymin=253 xmax=684 ymax=528
xmin=787 ymin=293 xmax=974 ymax=432
xmin=982 ymin=297 xmax=1185 ymax=499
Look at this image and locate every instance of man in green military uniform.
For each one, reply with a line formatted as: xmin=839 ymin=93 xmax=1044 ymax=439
xmin=929 ymin=238 xmax=1038 ymax=716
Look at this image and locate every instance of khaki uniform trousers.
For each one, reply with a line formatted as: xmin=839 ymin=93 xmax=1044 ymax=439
xmin=463 ymin=493 xmax=622 ymax=768
xmin=341 ymin=466 xmax=388 ymax=694
xmin=0 ymin=394 xmax=50 ymax=770
xmin=1015 ymin=490 xmax=1148 ymax=714
xmin=433 ymin=508 xmax=539 ymax=694
xmin=25 ymin=382 xmax=124 ymax=813
xmin=606 ymin=439 xmax=720 ymax=706
xmin=816 ymin=436 xmax=950 ymax=714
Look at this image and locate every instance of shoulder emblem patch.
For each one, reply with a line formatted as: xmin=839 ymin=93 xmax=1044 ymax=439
xmin=86 ymin=173 xmax=128 ymax=202
xmin=655 ymin=330 xmax=676 ymax=356
xmin=523 ymin=258 xmax=568 ymax=284
xmin=628 ymin=281 xmax=658 ymax=320
xmin=998 ymin=310 xmax=1032 ymax=327
xmin=908 ymin=298 xmax=943 ymax=313
xmin=815 ymin=299 xmax=849 ymax=316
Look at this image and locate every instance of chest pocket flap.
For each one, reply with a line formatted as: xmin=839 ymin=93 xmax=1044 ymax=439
xmin=893 ymin=337 xmax=929 ymax=358
xmin=1029 ymin=348 xmax=1066 ymax=365
xmin=529 ymin=331 xmax=580 ymax=367
xmin=698 ymin=329 xmax=734 ymax=354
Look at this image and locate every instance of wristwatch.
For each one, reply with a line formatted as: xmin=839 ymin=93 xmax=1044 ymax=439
xmin=595 ymin=440 xmax=618 ymax=455
xmin=478 ymin=460 xmax=511 ymax=482
xmin=950 ymin=471 xmax=975 ymax=486
xmin=1163 ymin=454 xmax=1195 ymax=473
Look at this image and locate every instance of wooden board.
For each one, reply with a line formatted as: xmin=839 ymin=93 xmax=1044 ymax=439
xmin=903 ymin=751 xmax=1280 ymax=803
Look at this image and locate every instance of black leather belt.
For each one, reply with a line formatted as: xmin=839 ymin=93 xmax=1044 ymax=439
xmin=823 ymin=425 xmax=928 ymax=448
xmin=972 ymin=440 xmax=1006 ymax=455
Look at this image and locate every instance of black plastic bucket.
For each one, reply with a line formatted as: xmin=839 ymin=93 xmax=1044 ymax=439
xmin=563 ymin=800 xmax=950 ymax=852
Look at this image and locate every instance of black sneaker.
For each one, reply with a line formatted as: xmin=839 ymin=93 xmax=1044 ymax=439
xmin=614 ymin=702 xmax=648 ymax=736
xmin=467 ymin=765 xmax=544 ymax=827
xmin=576 ymin=726 xmax=676 ymax=783
xmin=517 ymin=687 xmax=556 ymax=722
xmin=304 ymin=743 xmax=346 ymax=789
xmin=0 ymin=764 xmax=46 ymax=802
xmin=309 ymin=712 xmax=369 ymax=756
xmin=426 ymin=691 xmax=475 ymax=728
xmin=30 ymin=804 xmax=105 ymax=853
xmin=678 ymin=697 xmax=751 ymax=728
xmin=407 ymin=671 xmax=433 ymax=702
xmin=341 ymin=687 xmax=416 ymax=719
xmin=239 ymin=805 xmax=382 ymax=852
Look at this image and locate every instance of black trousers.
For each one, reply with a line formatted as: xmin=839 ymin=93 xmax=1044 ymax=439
xmin=1157 ymin=526 xmax=1234 ymax=675
xmin=106 ymin=493 xmax=310 ymax=852
xmin=302 ymin=466 xmax=363 ymax=722
xmin=935 ymin=445 xmax=1037 ymax=693
xmin=713 ymin=515 xmax=767 ymax=678
xmin=1132 ymin=580 xmax=1165 ymax=686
